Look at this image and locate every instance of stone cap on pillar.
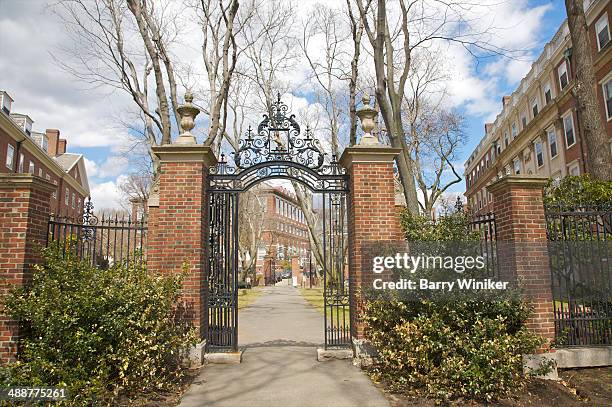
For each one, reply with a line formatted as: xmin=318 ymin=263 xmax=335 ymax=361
xmin=339 ymin=145 xmax=402 ymax=170
xmin=151 ymin=144 xmax=218 ymax=167
xmin=0 ymin=173 xmax=57 ymax=193
xmin=487 ymin=175 xmax=548 ymax=195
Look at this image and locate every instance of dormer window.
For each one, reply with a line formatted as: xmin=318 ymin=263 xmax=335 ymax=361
xmin=0 ymin=91 xmax=13 ymax=115
xmin=41 ymin=135 xmax=48 ymax=152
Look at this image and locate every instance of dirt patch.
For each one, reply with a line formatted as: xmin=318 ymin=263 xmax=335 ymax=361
xmin=377 ymin=367 xmax=612 ymax=406
xmin=116 ymin=366 xmax=202 ymax=406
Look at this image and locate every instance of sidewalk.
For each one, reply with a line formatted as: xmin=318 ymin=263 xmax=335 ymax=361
xmin=179 ymin=286 xmax=389 ymax=407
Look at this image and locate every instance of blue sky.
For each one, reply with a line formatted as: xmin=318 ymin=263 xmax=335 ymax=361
xmin=0 ymin=0 xmax=568 ymax=208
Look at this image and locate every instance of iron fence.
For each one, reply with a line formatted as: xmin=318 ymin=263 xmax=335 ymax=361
xmin=47 ymin=198 xmax=147 ymax=268
xmin=546 ymin=204 xmax=612 ymax=346
xmin=468 ymin=212 xmax=499 ymax=277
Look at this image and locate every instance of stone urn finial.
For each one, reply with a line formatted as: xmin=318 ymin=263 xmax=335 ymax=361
xmin=175 ymin=89 xmax=200 ymax=144
xmin=356 ymin=92 xmax=380 ymax=146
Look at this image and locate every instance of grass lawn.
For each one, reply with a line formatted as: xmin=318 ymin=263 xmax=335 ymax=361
xmin=237 ymin=287 xmax=264 ymax=309
xmin=299 ymin=287 xmax=325 ymax=313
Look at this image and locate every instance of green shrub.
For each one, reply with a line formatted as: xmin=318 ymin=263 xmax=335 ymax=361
xmin=364 ymin=296 xmax=544 ymax=402
xmin=544 ymin=175 xmax=612 ymax=207
xmin=0 ymin=243 xmax=197 ymax=405
xmin=362 ymin=205 xmax=548 ymax=402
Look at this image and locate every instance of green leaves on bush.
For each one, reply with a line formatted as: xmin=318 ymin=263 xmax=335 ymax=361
xmin=364 ymin=297 xmax=544 ymax=402
xmin=544 ymin=175 xmax=612 ymax=207
xmin=399 ymin=207 xmax=480 ymax=242
xmin=0 ymin=243 xmax=198 ymax=405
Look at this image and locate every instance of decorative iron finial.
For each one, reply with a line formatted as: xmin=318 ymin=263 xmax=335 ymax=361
xmin=356 ymin=92 xmax=380 ymax=146
xmin=175 ymin=89 xmax=200 ymax=145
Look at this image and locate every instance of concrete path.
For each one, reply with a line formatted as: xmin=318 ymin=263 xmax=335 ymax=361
xmin=179 ymin=286 xmax=389 ymax=407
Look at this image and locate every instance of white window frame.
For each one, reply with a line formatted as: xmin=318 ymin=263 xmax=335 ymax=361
xmin=602 ymin=76 xmax=612 ymax=120
xmin=520 ymin=112 xmax=528 ymax=129
xmin=547 ymin=128 xmax=558 ymax=158
xmin=535 ymin=140 xmax=544 ymax=168
xmin=5 ymin=144 xmax=15 ymax=169
xmin=18 ymin=153 xmax=24 ymax=172
xmin=544 ymin=82 xmax=552 ymax=104
xmin=513 ymin=157 xmax=521 ymax=175
xmin=28 ymin=161 xmax=35 ymax=174
xmin=558 ymin=61 xmax=569 ymax=90
xmin=65 ymin=187 xmax=69 ymax=205
xmin=531 ymin=98 xmax=539 ymax=118
xmin=511 ymin=122 xmax=518 ymax=138
xmin=562 ymin=112 xmax=576 ymax=148
xmin=568 ymin=162 xmax=580 ymax=176
xmin=595 ymin=13 xmax=611 ymax=51
xmin=504 ymin=131 xmax=510 ymax=147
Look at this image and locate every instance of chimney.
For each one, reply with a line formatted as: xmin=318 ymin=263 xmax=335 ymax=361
xmin=502 ymin=96 xmax=511 ymax=107
xmin=57 ymin=139 xmax=67 ymax=155
xmin=46 ymin=129 xmax=60 ymax=156
xmin=484 ymin=123 xmax=494 ymax=135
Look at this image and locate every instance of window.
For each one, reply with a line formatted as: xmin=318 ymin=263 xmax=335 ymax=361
xmin=595 ymin=13 xmax=610 ymax=51
xmin=72 ymin=193 xmax=76 ymax=208
xmin=544 ymin=82 xmax=552 ymax=104
xmin=504 ymin=132 xmax=509 ymax=147
xmin=65 ymin=188 xmax=69 ymax=205
xmin=38 ymin=168 xmax=43 ymax=177
xmin=547 ymin=128 xmax=558 ymax=158
xmin=41 ymin=136 xmax=48 ymax=152
xmin=535 ymin=140 xmax=544 ymax=168
xmin=568 ymin=163 xmax=580 ymax=176
xmin=45 ymin=174 xmax=50 ymax=181
xmin=513 ymin=158 xmax=521 ymax=175
xmin=563 ymin=113 xmax=576 ymax=147
xmin=558 ymin=61 xmax=569 ymax=90
xmin=5 ymin=144 xmax=15 ymax=169
xmin=531 ymin=98 xmax=539 ymax=117
xmin=52 ymin=180 xmax=57 ymax=199
xmin=28 ymin=161 xmax=35 ymax=174
xmin=521 ymin=112 xmax=527 ymax=129
xmin=603 ymin=78 xmax=612 ymax=120
xmin=18 ymin=154 xmax=24 ymax=172
xmin=511 ymin=122 xmax=518 ymax=138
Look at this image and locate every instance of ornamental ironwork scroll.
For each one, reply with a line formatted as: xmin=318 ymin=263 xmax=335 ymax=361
xmin=233 ymin=93 xmax=325 ymax=170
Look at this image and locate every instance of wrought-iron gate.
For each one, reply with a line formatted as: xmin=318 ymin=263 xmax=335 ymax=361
xmin=206 ymin=95 xmax=350 ymax=351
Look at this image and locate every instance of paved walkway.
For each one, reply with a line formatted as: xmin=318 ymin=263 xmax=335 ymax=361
xmin=179 ymin=286 xmax=389 ymax=407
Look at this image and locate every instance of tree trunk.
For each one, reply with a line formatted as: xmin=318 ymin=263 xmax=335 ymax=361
xmin=565 ymin=0 xmax=612 ymax=179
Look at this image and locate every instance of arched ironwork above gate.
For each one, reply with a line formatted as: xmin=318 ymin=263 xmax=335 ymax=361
xmin=208 ymin=94 xmax=348 ymax=192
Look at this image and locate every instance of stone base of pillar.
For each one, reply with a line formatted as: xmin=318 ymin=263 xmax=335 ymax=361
xmin=183 ymin=340 xmax=207 ymax=368
xmin=316 ymin=347 xmax=354 ymax=362
xmin=351 ymin=338 xmax=378 ymax=368
xmin=204 ymin=350 xmax=243 ymax=364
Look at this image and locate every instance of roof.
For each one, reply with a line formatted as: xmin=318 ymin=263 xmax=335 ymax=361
xmin=53 ymin=153 xmax=81 ymax=172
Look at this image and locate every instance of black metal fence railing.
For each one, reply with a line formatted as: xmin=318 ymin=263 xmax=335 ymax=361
xmin=468 ymin=212 xmax=499 ymax=277
xmin=47 ymin=198 xmax=147 ymax=268
xmin=545 ymin=204 xmax=612 ymax=346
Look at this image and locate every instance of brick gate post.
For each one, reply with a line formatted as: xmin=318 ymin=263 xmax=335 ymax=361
xmin=0 ymin=174 xmax=55 ymax=363
xmin=146 ymin=144 xmax=216 ymax=365
xmin=339 ymin=144 xmax=402 ymax=345
xmin=487 ymin=176 xmax=555 ymax=347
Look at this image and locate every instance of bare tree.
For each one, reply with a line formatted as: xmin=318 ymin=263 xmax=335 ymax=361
xmin=565 ymin=0 xmax=612 ymax=179
xmin=237 ymin=187 xmax=266 ymax=281
xmin=354 ymin=0 xmax=513 ymax=214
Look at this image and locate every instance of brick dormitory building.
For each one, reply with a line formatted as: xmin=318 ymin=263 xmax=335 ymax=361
xmin=254 ymin=184 xmax=311 ymax=285
xmin=0 ymin=91 xmax=90 ymax=217
xmin=465 ymin=0 xmax=612 ymax=213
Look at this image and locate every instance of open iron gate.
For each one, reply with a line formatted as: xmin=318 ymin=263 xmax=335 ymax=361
xmin=205 ymin=95 xmax=351 ymax=351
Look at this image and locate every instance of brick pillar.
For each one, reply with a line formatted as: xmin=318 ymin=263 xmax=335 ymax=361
xmin=487 ymin=176 xmax=555 ymax=347
xmin=339 ymin=146 xmax=402 ymax=341
xmin=0 ymin=174 xmax=55 ymax=363
xmin=146 ymin=145 xmax=216 ymax=358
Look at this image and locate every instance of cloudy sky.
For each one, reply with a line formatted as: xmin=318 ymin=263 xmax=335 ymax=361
xmin=0 ymin=0 xmax=566 ymax=209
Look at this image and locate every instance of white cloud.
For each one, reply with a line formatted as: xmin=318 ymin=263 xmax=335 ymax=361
xmin=89 ymin=175 xmax=128 ymax=211
xmin=84 ymin=157 xmax=98 ymax=178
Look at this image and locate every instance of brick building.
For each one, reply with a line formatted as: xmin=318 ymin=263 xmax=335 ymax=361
xmin=254 ymin=184 xmax=310 ymax=285
xmin=0 ymin=91 xmax=89 ymax=217
xmin=464 ymin=0 xmax=612 ymax=213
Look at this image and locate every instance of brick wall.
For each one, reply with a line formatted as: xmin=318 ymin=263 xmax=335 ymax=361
xmin=488 ymin=176 xmax=556 ymax=348
xmin=0 ymin=174 xmax=54 ymax=363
